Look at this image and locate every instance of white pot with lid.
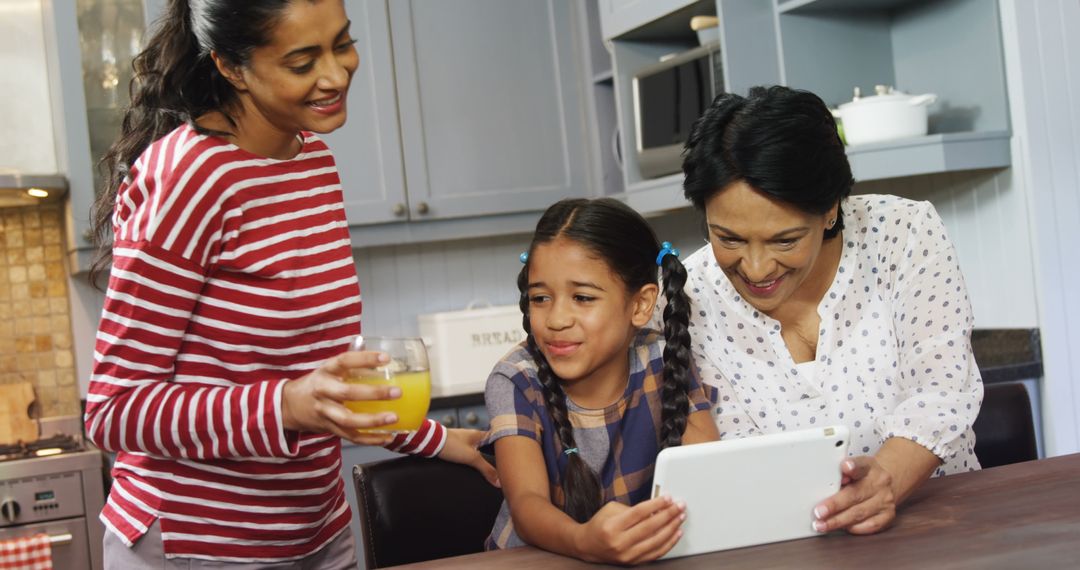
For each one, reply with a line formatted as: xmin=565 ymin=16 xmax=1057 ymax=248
xmin=834 ymin=85 xmax=937 ymax=146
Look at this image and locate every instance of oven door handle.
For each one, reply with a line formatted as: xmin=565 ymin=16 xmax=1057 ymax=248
xmin=47 ymin=532 xmax=73 ymax=546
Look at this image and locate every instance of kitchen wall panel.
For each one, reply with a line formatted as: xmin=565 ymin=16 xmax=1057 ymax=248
xmin=352 ymin=168 xmax=1037 ymax=341
xmin=855 ymin=167 xmax=1039 ymax=329
xmin=999 ymin=0 xmax=1080 ymax=456
xmin=352 ymin=235 xmax=533 ymax=337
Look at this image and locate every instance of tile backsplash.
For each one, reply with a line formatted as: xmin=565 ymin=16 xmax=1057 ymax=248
xmin=0 ymin=204 xmax=80 ymax=417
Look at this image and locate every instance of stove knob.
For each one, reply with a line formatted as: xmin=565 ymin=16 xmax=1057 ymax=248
xmin=0 ymin=500 xmax=19 ymax=522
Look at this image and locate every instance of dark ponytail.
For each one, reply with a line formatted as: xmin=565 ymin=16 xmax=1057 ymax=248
xmin=89 ymin=0 xmax=293 ymax=283
xmin=519 ymin=198 xmax=695 ymax=522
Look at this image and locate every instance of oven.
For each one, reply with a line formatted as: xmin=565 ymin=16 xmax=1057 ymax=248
xmin=0 ymin=422 xmax=105 ymax=570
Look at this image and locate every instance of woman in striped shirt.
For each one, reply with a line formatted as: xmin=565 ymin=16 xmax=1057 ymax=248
xmin=83 ymin=1 xmax=496 ymax=567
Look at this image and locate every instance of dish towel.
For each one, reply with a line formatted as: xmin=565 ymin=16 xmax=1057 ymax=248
xmin=0 ymin=534 xmax=52 ymax=570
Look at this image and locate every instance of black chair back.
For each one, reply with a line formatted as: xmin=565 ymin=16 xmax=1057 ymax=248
xmin=973 ymin=382 xmax=1038 ymax=468
xmin=353 ymin=455 xmax=503 ymax=568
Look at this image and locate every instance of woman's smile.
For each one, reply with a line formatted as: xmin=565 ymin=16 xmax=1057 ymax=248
xmin=307 ymin=92 xmax=345 ymax=114
xmin=740 ymin=273 xmax=786 ymax=297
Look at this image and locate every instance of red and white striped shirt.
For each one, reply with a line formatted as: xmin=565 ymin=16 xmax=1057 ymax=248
xmin=84 ymin=124 xmax=446 ymax=562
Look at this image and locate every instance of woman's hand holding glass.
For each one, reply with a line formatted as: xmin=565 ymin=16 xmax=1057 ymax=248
xmin=341 ymin=337 xmax=431 ymax=433
xmin=281 ymin=349 xmax=404 ymax=446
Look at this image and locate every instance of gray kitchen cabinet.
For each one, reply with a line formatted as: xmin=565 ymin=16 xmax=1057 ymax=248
xmin=428 ymin=406 xmax=460 ymax=429
xmin=328 ymin=0 xmax=588 ymax=230
xmin=43 ymin=0 xmax=160 ymax=273
xmin=51 ymin=0 xmax=591 ymax=266
xmin=386 ymin=0 xmax=587 ymax=221
xmin=317 ymin=0 xmax=408 ymax=227
xmin=591 ymin=0 xmax=1013 ymax=215
xmin=457 ymin=404 xmax=491 ymax=430
xmin=424 ymin=401 xmax=490 ymax=431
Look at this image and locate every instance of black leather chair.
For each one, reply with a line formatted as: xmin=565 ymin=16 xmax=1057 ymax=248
xmin=972 ymin=382 xmax=1038 ymax=468
xmin=352 ymin=455 xmax=503 ymax=568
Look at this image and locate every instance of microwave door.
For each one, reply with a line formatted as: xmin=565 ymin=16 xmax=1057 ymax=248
xmin=635 ymin=56 xmax=711 ymax=179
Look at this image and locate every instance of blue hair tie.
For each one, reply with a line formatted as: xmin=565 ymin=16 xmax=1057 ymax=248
xmin=519 ymin=251 xmax=528 ymax=264
xmin=563 ymin=447 xmax=579 ymax=456
xmin=656 ymin=241 xmax=680 ymax=266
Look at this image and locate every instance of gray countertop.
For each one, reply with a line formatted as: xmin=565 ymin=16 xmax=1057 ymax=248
xmin=971 ymin=328 xmax=1042 ymax=384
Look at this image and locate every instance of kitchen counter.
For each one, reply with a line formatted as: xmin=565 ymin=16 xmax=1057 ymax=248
xmin=971 ymin=328 xmax=1042 ymax=384
xmin=431 ymin=393 xmax=485 ymax=410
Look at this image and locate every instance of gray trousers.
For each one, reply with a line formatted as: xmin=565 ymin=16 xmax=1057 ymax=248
xmin=103 ymin=521 xmax=359 ymax=570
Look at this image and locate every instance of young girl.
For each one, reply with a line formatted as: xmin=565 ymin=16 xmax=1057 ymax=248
xmin=83 ymin=1 xmax=493 ymax=567
xmin=483 ymin=198 xmax=720 ymax=564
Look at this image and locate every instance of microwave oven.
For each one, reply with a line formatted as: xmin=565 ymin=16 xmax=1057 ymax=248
xmin=632 ymin=41 xmax=724 ymax=179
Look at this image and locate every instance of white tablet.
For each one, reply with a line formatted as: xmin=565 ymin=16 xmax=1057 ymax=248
xmin=653 ymin=425 xmax=850 ymax=559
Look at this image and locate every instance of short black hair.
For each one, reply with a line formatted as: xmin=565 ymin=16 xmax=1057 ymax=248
xmin=682 ymin=85 xmax=854 ymax=239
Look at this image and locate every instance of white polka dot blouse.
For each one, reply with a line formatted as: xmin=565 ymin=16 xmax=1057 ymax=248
xmin=683 ymin=194 xmax=983 ymax=476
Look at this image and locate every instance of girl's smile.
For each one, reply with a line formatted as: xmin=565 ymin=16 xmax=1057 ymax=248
xmin=526 ymin=237 xmax=654 ymax=406
xmin=544 ymin=340 xmax=582 ymax=358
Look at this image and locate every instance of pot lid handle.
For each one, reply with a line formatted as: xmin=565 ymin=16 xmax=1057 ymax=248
xmin=908 ymin=93 xmax=938 ymax=106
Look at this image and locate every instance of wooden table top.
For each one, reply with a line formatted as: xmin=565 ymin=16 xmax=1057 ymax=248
xmin=387 ymin=453 xmax=1080 ymax=569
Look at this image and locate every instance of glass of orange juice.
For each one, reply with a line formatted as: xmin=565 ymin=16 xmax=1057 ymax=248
xmin=344 ymin=336 xmax=431 ymax=433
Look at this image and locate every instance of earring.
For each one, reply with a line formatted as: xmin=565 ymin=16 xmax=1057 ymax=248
xmin=827 ymin=218 xmax=836 ymax=228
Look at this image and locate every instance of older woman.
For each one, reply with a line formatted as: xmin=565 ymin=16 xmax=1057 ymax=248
xmin=679 ymin=86 xmax=982 ymax=535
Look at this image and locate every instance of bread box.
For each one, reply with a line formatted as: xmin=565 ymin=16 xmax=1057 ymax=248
xmin=418 ymin=304 xmax=525 ymax=397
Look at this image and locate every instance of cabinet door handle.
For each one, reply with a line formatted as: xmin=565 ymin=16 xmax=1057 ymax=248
xmin=464 ymin=412 xmax=479 ymax=426
xmin=392 ymin=203 xmax=407 ymax=217
xmin=441 ymin=413 xmax=457 ymax=427
xmin=415 ymin=201 xmax=430 ymax=215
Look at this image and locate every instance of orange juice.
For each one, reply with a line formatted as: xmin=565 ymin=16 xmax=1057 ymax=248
xmin=345 ymin=370 xmax=431 ymax=432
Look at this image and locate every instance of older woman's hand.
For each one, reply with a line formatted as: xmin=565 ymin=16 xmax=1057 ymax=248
xmin=812 ymin=437 xmax=941 ymax=535
xmin=812 ymin=456 xmax=896 ymax=535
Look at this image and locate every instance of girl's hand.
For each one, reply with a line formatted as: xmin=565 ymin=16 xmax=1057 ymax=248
xmin=573 ymin=496 xmax=686 ymax=565
xmin=281 ymin=350 xmax=402 ymax=446
xmin=813 ymin=456 xmax=896 ymax=535
xmin=438 ymin=428 xmax=500 ymax=487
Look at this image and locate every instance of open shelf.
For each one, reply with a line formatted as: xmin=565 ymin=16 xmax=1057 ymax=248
xmin=606 ymin=0 xmax=715 ymax=41
xmin=846 ymin=131 xmax=1011 ymax=182
xmin=778 ymin=0 xmax=931 ymax=15
xmin=612 ymin=131 xmax=1012 ymax=213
